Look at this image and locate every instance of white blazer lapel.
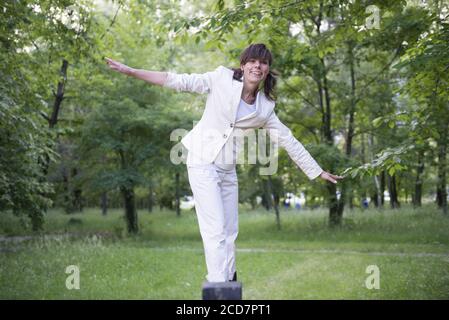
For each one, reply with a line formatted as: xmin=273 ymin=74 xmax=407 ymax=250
xmin=235 ymin=91 xmax=261 ymax=122
xmin=230 ymin=78 xmax=244 ymax=122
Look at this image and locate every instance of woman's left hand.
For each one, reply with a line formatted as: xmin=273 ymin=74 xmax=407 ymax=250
xmin=105 ymin=57 xmax=134 ymax=75
xmin=319 ymin=171 xmax=344 ymax=184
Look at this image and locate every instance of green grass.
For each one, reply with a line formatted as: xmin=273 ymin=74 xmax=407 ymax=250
xmin=1 ymin=204 xmax=449 ymax=299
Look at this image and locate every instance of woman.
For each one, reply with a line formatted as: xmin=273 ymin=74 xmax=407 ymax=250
xmin=106 ymin=44 xmax=343 ymax=283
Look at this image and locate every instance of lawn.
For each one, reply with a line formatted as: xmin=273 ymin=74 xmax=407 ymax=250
xmin=1 ymin=205 xmax=449 ymax=299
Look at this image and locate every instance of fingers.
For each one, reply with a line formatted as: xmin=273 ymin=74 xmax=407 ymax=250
xmin=105 ymin=58 xmax=123 ymax=73
xmin=105 ymin=58 xmax=114 ymax=68
xmin=323 ymin=171 xmax=343 ymax=179
xmin=327 ymin=176 xmax=338 ymax=184
xmin=105 ymin=57 xmax=119 ymax=67
xmin=321 ymin=171 xmax=344 ymax=184
xmin=105 ymin=58 xmax=129 ymax=73
xmin=330 ymin=173 xmax=344 ymax=180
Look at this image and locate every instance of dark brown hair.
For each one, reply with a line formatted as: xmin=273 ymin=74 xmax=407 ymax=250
xmin=232 ymin=43 xmax=278 ymax=101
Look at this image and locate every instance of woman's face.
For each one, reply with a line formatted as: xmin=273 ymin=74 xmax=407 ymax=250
xmin=241 ymin=58 xmax=270 ymax=85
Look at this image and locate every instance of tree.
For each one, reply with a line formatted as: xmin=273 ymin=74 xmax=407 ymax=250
xmin=0 ymin=0 xmax=96 ymax=229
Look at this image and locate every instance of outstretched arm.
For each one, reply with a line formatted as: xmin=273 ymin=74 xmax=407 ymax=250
xmin=105 ymin=58 xmax=224 ymax=94
xmin=105 ymin=57 xmax=167 ymax=86
xmin=263 ymin=111 xmax=343 ymax=184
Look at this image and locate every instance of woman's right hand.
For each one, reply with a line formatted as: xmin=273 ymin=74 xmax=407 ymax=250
xmin=105 ymin=57 xmax=134 ymax=75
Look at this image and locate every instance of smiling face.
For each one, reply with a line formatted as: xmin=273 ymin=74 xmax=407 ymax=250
xmin=241 ymin=58 xmax=270 ymax=86
xmin=235 ymin=44 xmax=277 ymax=100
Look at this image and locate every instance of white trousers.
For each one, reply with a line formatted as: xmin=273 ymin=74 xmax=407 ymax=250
xmin=186 ymin=163 xmax=239 ymax=282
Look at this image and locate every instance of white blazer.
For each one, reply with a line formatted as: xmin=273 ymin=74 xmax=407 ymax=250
xmin=163 ymin=65 xmax=323 ymax=180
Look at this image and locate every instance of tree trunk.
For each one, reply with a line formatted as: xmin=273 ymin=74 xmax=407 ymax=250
xmin=328 ymin=183 xmax=341 ymax=227
xmin=436 ymin=124 xmax=448 ymax=214
xmin=40 ymin=59 xmax=69 ymax=176
xmin=380 ymin=170 xmax=386 ymax=206
xmin=304 ymin=3 xmax=344 ymax=226
xmin=370 ymin=192 xmax=378 ymax=208
xmin=120 ymin=186 xmax=138 ymax=234
xmin=267 ymin=176 xmax=281 ymax=230
xmin=360 ymin=133 xmax=369 ymax=209
xmin=374 ymin=175 xmax=382 ymax=208
xmin=118 ymin=149 xmax=138 ymax=233
xmin=262 ymin=179 xmax=272 ymax=211
xmin=342 ymin=41 xmax=357 ymax=213
xmin=175 ymin=172 xmax=180 ymax=217
xmin=62 ymin=166 xmax=71 ymax=212
xmin=101 ymin=192 xmax=108 ymax=216
xmin=49 ymin=59 xmax=68 ymax=128
xmin=71 ymin=167 xmax=83 ymax=212
xmin=367 ymin=134 xmax=382 ymax=208
xmin=388 ymin=173 xmax=400 ymax=209
xmin=35 ymin=59 xmax=69 ymax=227
xmin=318 ymin=58 xmax=343 ymax=226
xmin=148 ymin=184 xmax=153 ymax=213
xmin=413 ymin=150 xmax=425 ymax=208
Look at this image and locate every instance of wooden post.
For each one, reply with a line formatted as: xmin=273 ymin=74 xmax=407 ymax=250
xmin=202 ymin=282 xmax=242 ymax=300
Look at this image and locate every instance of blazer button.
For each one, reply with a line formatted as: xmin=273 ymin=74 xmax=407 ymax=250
xmin=223 ymin=134 xmax=227 ymax=139
xmin=230 ymin=123 xmax=234 ymax=128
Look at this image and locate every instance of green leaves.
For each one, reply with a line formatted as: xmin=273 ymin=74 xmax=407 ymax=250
xmin=342 ymin=144 xmax=414 ymax=179
xmin=0 ymin=90 xmax=55 ymax=230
